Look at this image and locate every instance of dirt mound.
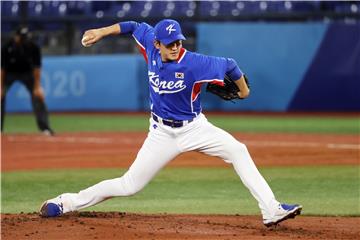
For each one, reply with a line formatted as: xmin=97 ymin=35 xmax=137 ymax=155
xmin=1 ymin=212 xmax=359 ymax=240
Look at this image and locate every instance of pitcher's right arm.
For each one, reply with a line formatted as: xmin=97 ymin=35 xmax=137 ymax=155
xmin=81 ymin=21 xmax=140 ymax=47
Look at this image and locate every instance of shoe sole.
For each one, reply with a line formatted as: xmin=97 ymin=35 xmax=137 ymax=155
xmin=264 ymin=205 xmax=302 ymax=227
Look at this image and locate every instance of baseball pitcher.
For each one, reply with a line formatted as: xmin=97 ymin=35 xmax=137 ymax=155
xmin=40 ymin=19 xmax=301 ymax=227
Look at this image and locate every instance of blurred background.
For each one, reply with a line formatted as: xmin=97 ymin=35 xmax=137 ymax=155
xmin=2 ymin=0 xmax=360 ymax=113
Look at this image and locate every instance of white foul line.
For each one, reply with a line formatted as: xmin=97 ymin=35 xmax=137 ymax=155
xmin=6 ymin=136 xmax=113 ymax=144
xmin=5 ymin=136 xmax=360 ymax=150
xmin=244 ymin=141 xmax=360 ymax=150
xmin=326 ymin=143 xmax=360 ymax=150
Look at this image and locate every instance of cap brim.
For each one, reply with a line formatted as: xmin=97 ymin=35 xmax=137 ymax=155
xmin=160 ymin=34 xmax=186 ymax=45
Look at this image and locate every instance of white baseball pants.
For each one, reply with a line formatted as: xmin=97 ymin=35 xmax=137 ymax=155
xmin=61 ymin=114 xmax=279 ymax=219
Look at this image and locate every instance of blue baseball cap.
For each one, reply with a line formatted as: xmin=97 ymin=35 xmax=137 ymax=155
xmin=154 ymin=19 xmax=186 ymax=45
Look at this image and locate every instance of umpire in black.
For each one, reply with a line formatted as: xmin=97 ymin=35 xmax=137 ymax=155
xmin=1 ymin=26 xmax=54 ymax=135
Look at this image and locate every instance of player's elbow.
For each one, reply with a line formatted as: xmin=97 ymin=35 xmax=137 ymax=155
xmin=243 ymin=88 xmax=250 ymax=97
xmin=238 ymin=88 xmax=250 ymax=99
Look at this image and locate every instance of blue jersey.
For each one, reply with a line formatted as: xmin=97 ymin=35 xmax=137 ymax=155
xmin=123 ymin=22 xmax=243 ymax=121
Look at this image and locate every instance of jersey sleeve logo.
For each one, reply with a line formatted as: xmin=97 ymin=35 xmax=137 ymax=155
xmin=166 ymin=24 xmax=176 ymax=35
xmin=148 ymin=71 xmax=186 ymax=94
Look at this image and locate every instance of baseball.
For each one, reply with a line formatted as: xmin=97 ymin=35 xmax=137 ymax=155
xmin=81 ymin=36 xmax=90 ymax=47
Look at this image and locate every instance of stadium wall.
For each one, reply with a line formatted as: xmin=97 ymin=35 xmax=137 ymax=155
xmin=5 ymin=22 xmax=359 ymax=112
xmin=197 ymin=21 xmax=360 ymax=111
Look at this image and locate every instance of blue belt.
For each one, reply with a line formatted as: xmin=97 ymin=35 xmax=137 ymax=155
xmin=151 ymin=113 xmax=193 ymax=128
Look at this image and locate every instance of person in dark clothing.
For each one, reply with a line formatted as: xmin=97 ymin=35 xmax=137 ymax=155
xmin=1 ymin=27 xmax=54 ymax=135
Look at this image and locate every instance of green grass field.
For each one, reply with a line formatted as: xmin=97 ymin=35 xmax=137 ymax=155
xmin=1 ymin=113 xmax=360 ymax=216
xmin=2 ymin=113 xmax=359 ymax=133
xmin=2 ymin=166 xmax=359 ymax=215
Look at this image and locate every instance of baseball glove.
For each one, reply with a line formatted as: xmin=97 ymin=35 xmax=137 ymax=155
xmin=206 ymin=75 xmax=249 ymax=101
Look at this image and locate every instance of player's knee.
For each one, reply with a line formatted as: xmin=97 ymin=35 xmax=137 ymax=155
xmin=237 ymin=142 xmax=248 ymax=152
xmin=223 ymin=142 xmax=248 ymax=162
xmin=125 ymin=186 xmax=139 ymax=196
xmin=127 ymin=182 xmax=146 ymax=196
xmin=121 ymin=173 xmax=146 ymax=196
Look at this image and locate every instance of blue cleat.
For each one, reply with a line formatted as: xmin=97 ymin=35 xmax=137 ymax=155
xmin=39 ymin=199 xmax=64 ymax=217
xmin=263 ymin=203 xmax=302 ymax=227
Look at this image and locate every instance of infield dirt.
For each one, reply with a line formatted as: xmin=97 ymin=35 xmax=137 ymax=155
xmin=2 ymin=212 xmax=359 ymax=240
xmin=2 ymin=132 xmax=359 ymax=239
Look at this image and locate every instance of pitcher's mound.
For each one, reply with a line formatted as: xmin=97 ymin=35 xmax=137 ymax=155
xmin=2 ymin=212 xmax=359 ymax=240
